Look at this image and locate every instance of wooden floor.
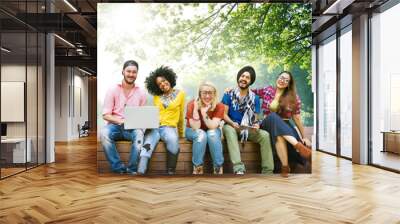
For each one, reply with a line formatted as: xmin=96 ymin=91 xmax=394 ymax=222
xmin=1 ymin=164 xmax=45 ymax=178
xmin=372 ymin=150 xmax=400 ymax=171
xmin=0 ymin=167 xmax=26 ymax=177
xmin=0 ymin=136 xmax=400 ymax=223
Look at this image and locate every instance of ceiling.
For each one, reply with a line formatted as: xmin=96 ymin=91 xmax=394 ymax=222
xmin=1 ymin=0 xmax=99 ymax=74
xmin=0 ymin=0 xmax=394 ymax=76
xmin=311 ymin=0 xmax=390 ymax=43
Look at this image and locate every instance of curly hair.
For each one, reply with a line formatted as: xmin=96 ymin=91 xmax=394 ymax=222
xmin=145 ymin=65 xmax=177 ymax=96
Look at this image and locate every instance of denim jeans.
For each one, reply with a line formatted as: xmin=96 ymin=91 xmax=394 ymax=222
xmin=100 ymin=123 xmax=144 ymax=172
xmin=140 ymin=126 xmax=179 ymax=158
xmin=185 ymin=128 xmax=224 ymax=168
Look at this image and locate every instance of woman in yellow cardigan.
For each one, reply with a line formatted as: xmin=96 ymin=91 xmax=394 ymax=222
xmin=138 ymin=66 xmax=185 ymax=175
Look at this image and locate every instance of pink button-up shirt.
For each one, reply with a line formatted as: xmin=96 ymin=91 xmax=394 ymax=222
xmin=102 ymin=83 xmax=147 ymax=121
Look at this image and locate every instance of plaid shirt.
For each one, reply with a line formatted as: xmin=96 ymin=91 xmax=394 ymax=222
xmin=252 ymin=86 xmax=301 ymax=119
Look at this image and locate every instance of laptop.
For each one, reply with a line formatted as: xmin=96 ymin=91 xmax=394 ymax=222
xmin=124 ymin=106 xmax=159 ymax=130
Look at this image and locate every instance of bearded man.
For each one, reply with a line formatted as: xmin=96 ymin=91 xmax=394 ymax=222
xmin=221 ymin=66 xmax=274 ymax=175
xmin=100 ymin=60 xmax=146 ymax=175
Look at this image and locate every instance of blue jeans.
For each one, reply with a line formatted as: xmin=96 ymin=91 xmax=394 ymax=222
xmin=140 ymin=126 xmax=179 ymax=158
xmin=185 ymin=128 xmax=224 ymax=168
xmin=100 ymin=123 xmax=144 ymax=172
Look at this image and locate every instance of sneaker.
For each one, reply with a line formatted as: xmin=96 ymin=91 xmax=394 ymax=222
xmin=192 ymin=165 xmax=204 ymax=175
xmin=167 ymin=168 xmax=176 ymax=175
xmin=126 ymin=168 xmax=138 ymax=175
xmin=261 ymin=168 xmax=274 ymax=175
xmin=112 ymin=167 xmax=127 ymax=174
xmin=234 ymin=170 xmax=245 ymax=175
xmin=213 ymin=166 xmax=223 ymax=175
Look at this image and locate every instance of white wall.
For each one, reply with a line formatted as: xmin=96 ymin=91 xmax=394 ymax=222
xmin=72 ymin=71 xmax=89 ymax=138
xmin=54 ymin=67 xmax=89 ymax=141
xmin=1 ymin=65 xmax=35 ymax=138
xmin=1 ymin=63 xmax=46 ymax=164
xmin=1 ymin=65 xmax=25 ymax=133
xmin=55 ymin=66 xmax=68 ymax=141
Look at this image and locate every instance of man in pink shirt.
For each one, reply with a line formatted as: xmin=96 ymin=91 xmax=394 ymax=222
xmin=100 ymin=60 xmax=146 ymax=174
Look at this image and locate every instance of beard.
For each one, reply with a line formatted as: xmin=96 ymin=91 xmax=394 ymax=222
xmin=238 ymin=81 xmax=250 ymax=90
xmin=124 ymin=76 xmax=135 ymax=85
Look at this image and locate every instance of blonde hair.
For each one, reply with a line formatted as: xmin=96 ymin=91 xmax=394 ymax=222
xmin=197 ymin=81 xmax=219 ymax=111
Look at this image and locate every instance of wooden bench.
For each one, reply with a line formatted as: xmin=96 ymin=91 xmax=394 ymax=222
xmin=97 ymin=139 xmax=311 ymax=174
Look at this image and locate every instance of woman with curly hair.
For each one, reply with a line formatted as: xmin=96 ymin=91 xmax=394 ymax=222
xmin=255 ymin=71 xmax=312 ymax=177
xmin=138 ymin=66 xmax=185 ymax=175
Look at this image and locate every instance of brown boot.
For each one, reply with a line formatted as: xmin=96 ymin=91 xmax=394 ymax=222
xmin=294 ymin=142 xmax=312 ymax=159
xmin=281 ymin=166 xmax=290 ymax=178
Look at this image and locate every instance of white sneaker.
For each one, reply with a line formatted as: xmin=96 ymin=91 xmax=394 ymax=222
xmin=193 ymin=165 xmax=204 ymax=175
xmin=213 ymin=166 xmax=223 ymax=175
xmin=235 ymin=170 xmax=245 ymax=175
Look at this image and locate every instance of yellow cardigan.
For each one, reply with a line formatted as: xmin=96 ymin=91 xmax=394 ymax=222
xmin=153 ymin=90 xmax=185 ymax=137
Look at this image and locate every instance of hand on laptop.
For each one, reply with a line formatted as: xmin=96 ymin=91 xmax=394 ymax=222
xmin=123 ymin=106 xmax=159 ymax=129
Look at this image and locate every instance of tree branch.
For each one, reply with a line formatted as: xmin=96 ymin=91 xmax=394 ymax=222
xmin=180 ymin=3 xmax=236 ymax=50
xmin=199 ymin=3 xmax=238 ymax=60
xmin=288 ymin=34 xmax=312 ymax=44
xmin=176 ymin=3 xmax=230 ymax=34
xmin=287 ymin=44 xmax=311 ymax=64
xmin=258 ymin=4 xmax=272 ymax=31
xmin=292 ymin=49 xmax=310 ymax=66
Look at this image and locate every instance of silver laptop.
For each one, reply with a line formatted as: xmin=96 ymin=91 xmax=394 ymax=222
xmin=124 ymin=106 xmax=159 ymax=129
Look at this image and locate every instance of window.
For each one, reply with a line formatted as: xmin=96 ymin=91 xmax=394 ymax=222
xmin=339 ymin=27 xmax=352 ymax=158
xmin=0 ymin=1 xmax=46 ymax=179
xmin=370 ymin=3 xmax=400 ymax=171
xmin=317 ymin=35 xmax=337 ymax=154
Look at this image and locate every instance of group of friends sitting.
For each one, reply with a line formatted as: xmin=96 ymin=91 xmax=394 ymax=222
xmin=100 ymin=60 xmax=312 ymax=178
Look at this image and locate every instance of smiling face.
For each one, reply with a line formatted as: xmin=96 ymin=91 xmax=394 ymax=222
xmin=122 ymin=65 xmax=138 ymax=85
xmin=199 ymin=85 xmax=215 ymax=106
xmin=238 ymin=71 xmax=252 ymax=89
xmin=276 ymin=72 xmax=291 ymax=89
xmin=156 ymin=76 xmax=171 ymax=93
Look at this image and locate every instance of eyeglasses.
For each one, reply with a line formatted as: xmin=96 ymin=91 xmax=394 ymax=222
xmin=200 ymin=91 xmax=215 ymax=96
xmin=278 ymin=76 xmax=290 ymax=84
